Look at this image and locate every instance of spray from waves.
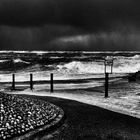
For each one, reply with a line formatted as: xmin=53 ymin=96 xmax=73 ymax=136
xmin=13 ymin=59 xmax=30 ymax=64
xmin=56 ymin=58 xmax=140 ymax=74
xmin=131 ymin=54 xmax=140 ymax=59
xmin=57 ymin=61 xmax=104 ymax=74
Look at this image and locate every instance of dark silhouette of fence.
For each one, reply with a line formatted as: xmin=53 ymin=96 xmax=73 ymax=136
xmin=11 ymin=73 xmax=109 ymax=97
xmin=12 ymin=73 xmax=54 ymax=93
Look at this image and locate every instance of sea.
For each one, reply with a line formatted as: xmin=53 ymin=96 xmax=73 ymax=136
xmin=1 ymin=51 xmax=140 ymax=117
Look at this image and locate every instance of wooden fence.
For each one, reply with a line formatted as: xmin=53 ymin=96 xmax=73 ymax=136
xmin=11 ymin=73 xmax=109 ymax=97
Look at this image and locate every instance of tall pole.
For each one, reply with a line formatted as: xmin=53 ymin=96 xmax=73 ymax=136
xmin=50 ymin=73 xmax=53 ymax=93
xmin=105 ymin=73 xmax=109 ymax=98
xmin=12 ymin=74 xmax=15 ymax=90
xmin=30 ymin=73 xmax=33 ymax=90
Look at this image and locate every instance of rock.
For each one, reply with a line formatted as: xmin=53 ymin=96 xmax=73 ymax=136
xmin=128 ymin=74 xmax=136 ymax=81
xmin=128 ymin=71 xmax=140 ymax=82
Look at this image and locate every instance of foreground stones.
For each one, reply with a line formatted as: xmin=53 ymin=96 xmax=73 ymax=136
xmin=0 ymin=92 xmax=64 ymax=140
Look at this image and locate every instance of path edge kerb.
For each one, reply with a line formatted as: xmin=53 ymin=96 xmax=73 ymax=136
xmin=11 ymin=107 xmax=65 ymax=140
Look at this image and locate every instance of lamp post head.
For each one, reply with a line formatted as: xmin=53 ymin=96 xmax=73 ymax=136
xmin=104 ymin=56 xmax=114 ymax=74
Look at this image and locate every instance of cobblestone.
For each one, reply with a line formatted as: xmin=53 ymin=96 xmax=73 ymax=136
xmin=0 ymin=92 xmax=61 ymax=140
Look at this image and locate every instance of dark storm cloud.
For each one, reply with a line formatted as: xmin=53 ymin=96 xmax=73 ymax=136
xmin=0 ymin=25 xmax=85 ymax=50
xmin=0 ymin=0 xmax=140 ymax=30
xmin=51 ymin=32 xmax=140 ymax=51
xmin=0 ymin=0 xmax=140 ymax=50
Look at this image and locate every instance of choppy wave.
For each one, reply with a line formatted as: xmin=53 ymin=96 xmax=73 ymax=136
xmin=0 ymin=59 xmax=30 ymax=71
xmin=0 ymin=51 xmax=140 ymax=74
xmin=0 ymin=51 xmax=139 ymax=83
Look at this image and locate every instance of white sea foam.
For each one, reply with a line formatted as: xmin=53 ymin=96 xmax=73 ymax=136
xmin=57 ymin=61 xmax=105 ymax=74
xmin=0 ymin=60 xmax=9 ymax=63
xmin=57 ymin=57 xmax=140 ymax=74
xmin=13 ymin=59 xmax=30 ymax=64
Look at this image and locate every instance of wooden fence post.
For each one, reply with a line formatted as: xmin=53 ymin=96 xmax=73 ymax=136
xmin=105 ymin=73 xmax=109 ymax=98
xmin=30 ymin=73 xmax=33 ymax=90
xmin=12 ymin=74 xmax=15 ymax=90
xmin=50 ymin=73 xmax=53 ymax=92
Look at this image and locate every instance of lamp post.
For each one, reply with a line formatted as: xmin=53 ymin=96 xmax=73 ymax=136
xmin=104 ymin=56 xmax=114 ymax=98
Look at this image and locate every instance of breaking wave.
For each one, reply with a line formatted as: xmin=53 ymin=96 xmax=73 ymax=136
xmin=57 ymin=61 xmax=104 ymax=74
xmin=57 ymin=58 xmax=140 ymax=74
xmin=13 ymin=59 xmax=30 ymax=64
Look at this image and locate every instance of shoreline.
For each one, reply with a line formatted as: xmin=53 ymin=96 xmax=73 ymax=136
xmin=7 ymin=87 xmax=140 ymax=119
xmin=3 ymin=86 xmax=140 ymax=139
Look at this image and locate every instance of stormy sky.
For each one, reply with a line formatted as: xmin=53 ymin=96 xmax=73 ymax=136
xmin=0 ymin=0 xmax=140 ymax=51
